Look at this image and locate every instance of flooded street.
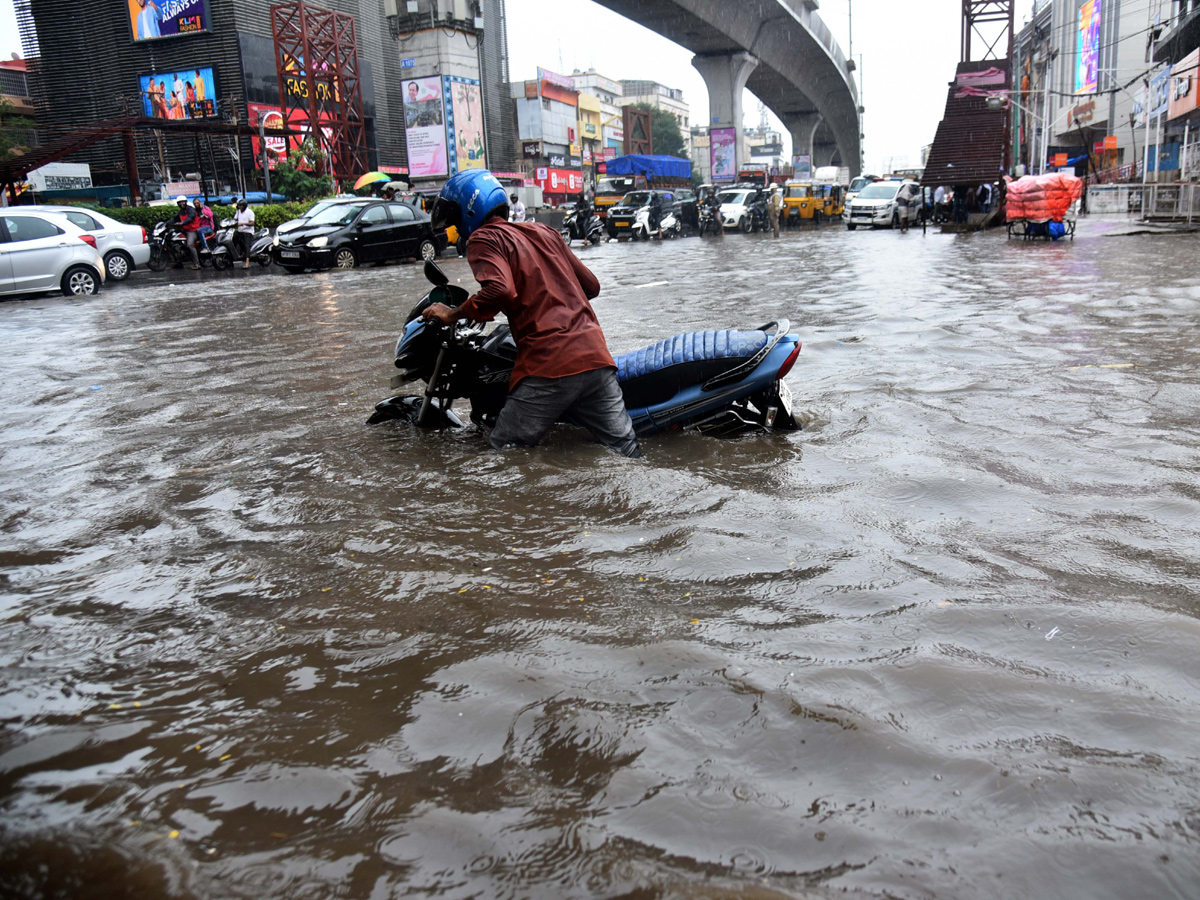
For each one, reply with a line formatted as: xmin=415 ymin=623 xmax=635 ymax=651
xmin=2 ymin=220 xmax=1199 ymax=899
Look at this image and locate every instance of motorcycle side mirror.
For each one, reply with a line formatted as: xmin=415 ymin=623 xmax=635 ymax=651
xmin=424 ymin=259 xmax=449 ymax=287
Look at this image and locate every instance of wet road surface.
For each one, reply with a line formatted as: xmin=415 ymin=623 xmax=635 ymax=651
xmin=2 ymin=219 xmax=1199 ymax=899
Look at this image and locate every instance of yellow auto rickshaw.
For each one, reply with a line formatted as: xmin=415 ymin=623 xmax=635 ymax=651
xmin=815 ymin=182 xmax=845 ymax=218
xmin=782 ymin=182 xmax=817 ymax=226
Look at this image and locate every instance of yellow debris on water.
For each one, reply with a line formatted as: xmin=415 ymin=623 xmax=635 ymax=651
xmin=219 ymin=754 xmax=232 ymax=761
xmin=169 ymin=830 xmax=180 ymax=839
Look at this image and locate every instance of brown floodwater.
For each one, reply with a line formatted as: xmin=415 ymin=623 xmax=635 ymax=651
xmin=1 ymin=219 xmax=1199 ymax=899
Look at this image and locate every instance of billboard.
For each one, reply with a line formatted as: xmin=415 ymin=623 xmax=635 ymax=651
xmin=1075 ymin=0 xmax=1101 ymax=94
xmin=445 ymin=76 xmax=486 ymax=175
xmin=792 ymin=154 xmax=812 ymax=179
xmin=127 ymin=0 xmax=209 ymax=42
xmin=403 ymin=76 xmax=448 ymax=178
xmin=710 ymin=127 xmax=736 ymax=181
xmin=140 ymin=67 xmax=216 ymax=119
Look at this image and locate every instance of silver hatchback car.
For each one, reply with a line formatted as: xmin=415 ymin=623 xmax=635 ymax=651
xmin=18 ymin=205 xmax=150 ymax=281
xmin=0 ymin=210 xmax=106 ymax=297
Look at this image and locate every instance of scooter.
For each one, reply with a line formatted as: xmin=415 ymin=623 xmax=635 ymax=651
xmin=212 ymin=218 xmax=274 ymax=269
xmin=367 ymin=261 xmax=802 ymax=438
xmin=658 ymin=208 xmax=681 ymax=239
xmin=560 ymin=206 xmax=605 ymax=245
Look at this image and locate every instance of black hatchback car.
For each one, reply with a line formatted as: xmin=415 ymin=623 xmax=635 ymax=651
xmin=272 ymin=199 xmax=446 ymax=272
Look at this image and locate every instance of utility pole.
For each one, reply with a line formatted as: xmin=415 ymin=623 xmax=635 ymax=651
xmin=259 ymin=112 xmax=272 ymax=200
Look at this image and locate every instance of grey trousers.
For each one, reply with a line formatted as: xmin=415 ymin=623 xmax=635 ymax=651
xmin=489 ymin=367 xmax=642 ymax=457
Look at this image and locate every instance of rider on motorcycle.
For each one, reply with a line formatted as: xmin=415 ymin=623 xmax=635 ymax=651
xmin=421 ymin=169 xmax=642 ymax=457
xmin=171 ymin=196 xmax=201 ymax=269
xmin=509 ymin=192 xmax=526 ymax=223
xmin=574 ymin=194 xmax=592 ymax=237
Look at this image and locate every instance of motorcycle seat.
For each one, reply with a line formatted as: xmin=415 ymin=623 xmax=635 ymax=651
xmin=616 ymin=329 xmax=770 ymax=409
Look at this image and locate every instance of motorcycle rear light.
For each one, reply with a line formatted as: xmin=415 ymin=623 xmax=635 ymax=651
xmin=776 ymin=342 xmax=801 ymax=380
xmin=141 ymin=226 xmax=148 ymax=244
xmin=79 ymin=234 xmax=97 ymax=249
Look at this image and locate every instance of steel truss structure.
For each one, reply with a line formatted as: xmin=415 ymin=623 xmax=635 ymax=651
xmin=962 ymin=0 xmax=1014 ymax=63
xmin=270 ymin=1 xmax=368 ymax=182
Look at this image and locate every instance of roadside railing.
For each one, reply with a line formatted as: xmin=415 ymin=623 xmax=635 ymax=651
xmin=1086 ymin=183 xmax=1200 ymax=222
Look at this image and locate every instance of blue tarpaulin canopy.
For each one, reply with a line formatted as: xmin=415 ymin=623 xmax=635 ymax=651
xmin=602 ymin=155 xmax=691 ymax=180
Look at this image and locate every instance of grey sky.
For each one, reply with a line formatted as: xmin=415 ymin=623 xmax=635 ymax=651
xmin=0 ymin=0 xmax=1038 ymax=174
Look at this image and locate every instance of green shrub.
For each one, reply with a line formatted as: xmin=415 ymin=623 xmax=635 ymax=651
xmin=84 ymin=199 xmax=327 ymax=231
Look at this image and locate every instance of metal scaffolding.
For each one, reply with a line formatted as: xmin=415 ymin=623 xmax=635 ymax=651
xmin=962 ymin=0 xmax=1014 ymax=63
xmin=270 ymin=0 xmax=368 ymax=182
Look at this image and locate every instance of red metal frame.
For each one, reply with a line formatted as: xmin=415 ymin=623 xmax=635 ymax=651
xmin=270 ymin=0 xmax=368 ymax=182
xmin=962 ymin=0 xmax=1014 ymax=63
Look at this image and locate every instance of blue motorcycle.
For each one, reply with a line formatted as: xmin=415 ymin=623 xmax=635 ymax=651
xmin=367 ymin=261 xmax=802 ymax=437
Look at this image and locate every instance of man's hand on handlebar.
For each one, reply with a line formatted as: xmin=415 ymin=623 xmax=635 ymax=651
xmin=422 ymin=302 xmax=462 ymax=326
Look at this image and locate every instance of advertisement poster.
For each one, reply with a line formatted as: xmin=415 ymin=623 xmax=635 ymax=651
xmin=444 ymin=76 xmax=486 ymax=175
xmin=792 ymin=153 xmax=812 ymax=180
xmin=248 ymin=102 xmax=332 ymax=170
xmin=403 ymin=76 xmax=448 ymax=178
xmin=140 ymin=67 xmax=216 ymax=119
xmin=1075 ymin=0 xmax=1101 ymax=94
xmin=710 ymin=127 xmax=736 ymax=181
xmin=128 ymin=0 xmax=209 ymax=42
xmin=1169 ymin=49 xmax=1200 ymax=119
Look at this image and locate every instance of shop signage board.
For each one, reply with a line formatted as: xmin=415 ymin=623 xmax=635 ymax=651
xmin=1104 ymin=135 xmax=1118 ymax=150
xmin=248 ymin=102 xmax=333 ymax=170
xmin=547 ymin=154 xmax=566 ymax=167
xmin=1169 ymin=49 xmax=1200 ymax=119
xmin=139 ymin=67 xmax=216 ymax=119
xmin=1053 ymin=153 xmax=1069 ymax=167
xmin=27 ymin=162 xmax=93 ymax=192
xmin=537 ymin=67 xmax=574 ymax=90
xmin=533 ymin=167 xmax=584 ymax=194
xmin=128 ymin=0 xmax=210 ymax=42
xmin=523 ymin=141 xmax=542 ymax=158
xmin=164 ymin=180 xmax=201 ymax=195
xmin=379 ymin=165 xmax=409 ymax=175
xmin=402 ymin=76 xmax=448 ymax=177
xmin=1150 ymin=66 xmax=1172 ymax=118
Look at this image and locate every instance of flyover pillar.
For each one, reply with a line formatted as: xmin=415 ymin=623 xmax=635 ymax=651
xmin=781 ymin=113 xmax=822 ymax=167
xmin=692 ymin=52 xmax=759 ymax=176
xmin=813 ymin=142 xmax=838 ymax=168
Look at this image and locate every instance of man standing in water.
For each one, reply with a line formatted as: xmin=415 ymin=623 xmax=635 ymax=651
xmin=422 ymin=169 xmax=641 ymax=457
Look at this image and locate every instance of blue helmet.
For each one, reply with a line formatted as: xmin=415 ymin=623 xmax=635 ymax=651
xmin=430 ymin=169 xmax=509 ymax=240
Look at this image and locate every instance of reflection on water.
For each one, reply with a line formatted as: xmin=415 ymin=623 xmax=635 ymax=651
xmin=2 ymin=223 xmax=1200 ymax=899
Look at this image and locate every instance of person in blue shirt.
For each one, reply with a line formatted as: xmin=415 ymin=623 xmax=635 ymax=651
xmin=135 ymin=0 xmax=161 ymax=40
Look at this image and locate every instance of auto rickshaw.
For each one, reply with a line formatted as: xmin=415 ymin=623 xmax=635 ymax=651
xmin=782 ymin=182 xmax=817 ymax=226
xmin=815 ymin=182 xmax=845 ymax=218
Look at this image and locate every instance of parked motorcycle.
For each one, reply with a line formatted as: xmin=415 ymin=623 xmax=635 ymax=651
xmin=658 ymin=207 xmax=682 ymax=239
xmin=367 ymin=261 xmax=802 ymax=438
xmin=560 ymin=206 xmax=604 ymax=245
xmin=146 ymin=220 xmax=217 ymax=270
xmin=212 ymin=218 xmax=273 ymax=270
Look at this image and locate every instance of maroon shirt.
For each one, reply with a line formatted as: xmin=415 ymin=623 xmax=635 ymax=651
xmin=458 ymin=220 xmax=615 ymax=389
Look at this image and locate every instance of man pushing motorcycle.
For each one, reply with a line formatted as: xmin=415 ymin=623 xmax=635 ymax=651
xmin=422 ymin=169 xmax=642 ymax=458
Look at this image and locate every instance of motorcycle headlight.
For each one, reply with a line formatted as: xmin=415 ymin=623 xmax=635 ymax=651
xmin=308 ymin=236 xmax=328 ymax=248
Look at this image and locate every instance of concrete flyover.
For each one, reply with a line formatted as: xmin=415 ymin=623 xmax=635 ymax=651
xmin=590 ymin=0 xmax=861 ymax=176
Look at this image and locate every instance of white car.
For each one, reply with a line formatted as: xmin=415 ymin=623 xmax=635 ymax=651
xmin=20 ymin=205 xmax=150 ymax=281
xmin=845 ymin=180 xmax=922 ymax=230
xmin=717 ymin=189 xmax=757 ymax=231
xmin=0 ymin=210 xmax=106 ymax=297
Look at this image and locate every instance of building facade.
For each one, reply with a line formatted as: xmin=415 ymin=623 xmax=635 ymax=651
xmin=512 ymin=68 xmax=585 ymax=202
xmin=619 ymin=79 xmax=690 ymax=155
xmin=13 ymin=0 xmax=510 ymax=191
xmin=570 ymin=70 xmax=624 ymax=156
xmin=1012 ymin=0 xmax=1193 ymax=181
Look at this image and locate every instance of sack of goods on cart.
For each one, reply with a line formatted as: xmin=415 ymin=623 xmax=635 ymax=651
xmin=1006 ymin=172 xmax=1083 ymax=240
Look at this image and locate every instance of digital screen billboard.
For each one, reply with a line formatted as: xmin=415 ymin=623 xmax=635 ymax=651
xmin=445 ymin=76 xmax=486 ymax=175
xmin=403 ymin=77 xmax=448 ymax=178
xmin=1075 ymin=0 xmax=1101 ymax=94
xmin=128 ymin=0 xmax=210 ymax=42
xmin=140 ymin=67 xmax=217 ymax=119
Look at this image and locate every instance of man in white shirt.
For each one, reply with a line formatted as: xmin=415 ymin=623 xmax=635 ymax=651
xmin=234 ymin=199 xmax=256 ymax=268
xmin=934 ymin=185 xmax=948 ymax=220
xmin=173 ymin=75 xmax=186 ymax=116
xmin=509 ymin=192 xmax=526 ymax=223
